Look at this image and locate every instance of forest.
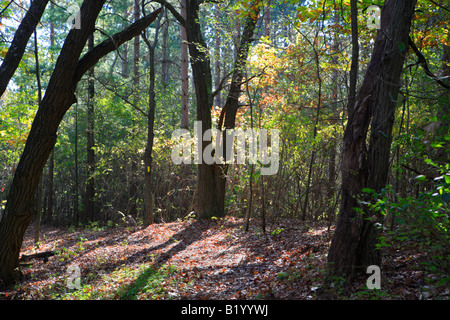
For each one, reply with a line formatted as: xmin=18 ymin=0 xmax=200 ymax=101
xmin=0 ymin=0 xmax=448 ymax=302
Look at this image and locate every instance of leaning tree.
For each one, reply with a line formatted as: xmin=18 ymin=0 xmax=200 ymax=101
xmin=0 ymin=0 xmax=161 ymax=287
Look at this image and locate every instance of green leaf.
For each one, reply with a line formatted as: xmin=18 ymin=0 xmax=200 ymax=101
xmin=415 ymin=175 xmax=427 ymax=181
xmin=430 ymin=141 xmax=443 ymax=148
xmin=444 ymin=175 xmax=450 ymax=184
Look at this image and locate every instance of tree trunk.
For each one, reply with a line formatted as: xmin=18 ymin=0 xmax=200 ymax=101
xmin=83 ymin=35 xmax=96 ymax=224
xmin=214 ymin=4 xmax=221 ymax=109
xmin=74 ymin=104 xmax=79 ymax=225
xmin=0 ymin=0 xmax=50 ymax=97
xmin=327 ymin=0 xmax=417 ymax=279
xmin=129 ymin=0 xmax=141 ymax=218
xmin=182 ymin=0 xmax=219 ymax=219
xmin=0 ymin=3 xmax=161 ymax=286
xmin=32 ymin=15 xmax=43 ymax=244
xmin=46 ymin=2 xmax=55 ymax=225
xmin=347 ymin=0 xmax=359 ymax=117
xmin=216 ymin=4 xmax=260 ymax=217
xmin=180 ymin=0 xmax=189 ymax=130
xmin=142 ymin=3 xmax=163 ymax=227
xmin=263 ymin=0 xmax=271 ymax=39
xmin=161 ymin=8 xmax=169 ymax=89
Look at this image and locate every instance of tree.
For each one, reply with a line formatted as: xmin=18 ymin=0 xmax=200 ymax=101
xmin=0 ymin=1 xmax=161 ymax=286
xmin=216 ymin=2 xmax=261 ymax=217
xmin=180 ymin=0 xmax=189 ymax=130
xmin=82 ymin=35 xmax=96 ymax=224
xmin=327 ymin=0 xmax=418 ymax=279
xmin=142 ymin=1 xmax=164 ymax=227
xmin=0 ymin=0 xmax=50 ymax=97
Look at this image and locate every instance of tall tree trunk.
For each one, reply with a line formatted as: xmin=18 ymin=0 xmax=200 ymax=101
xmin=84 ymin=35 xmax=96 ymax=224
xmin=46 ymin=2 xmax=55 ymax=225
xmin=346 ymin=0 xmax=359 ymax=117
xmin=32 ymin=15 xmax=43 ymax=243
xmin=301 ymin=30 xmax=322 ymax=221
xmin=129 ymin=0 xmax=141 ymax=218
xmin=181 ymin=0 xmax=219 ymax=219
xmin=74 ymin=104 xmax=79 ymax=225
xmin=327 ymin=0 xmax=417 ymax=279
xmin=180 ymin=0 xmax=189 ymax=130
xmin=214 ymin=4 xmax=221 ymax=109
xmin=216 ymin=3 xmax=260 ymax=217
xmin=143 ymin=41 xmax=156 ymax=226
xmin=161 ymin=8 xmax=169 ymax=89
xmin=142 ymin=3 xmax=163 ymax=227
xmin=263 ymin=0 xmax=271 ymax=39
xmin=327 ymin=0 xmax=339 ymax=224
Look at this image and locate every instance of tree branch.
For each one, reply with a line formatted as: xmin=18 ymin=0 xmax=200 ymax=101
xmin=427 ymin=0 xmax=450 ymax=12
xmin=150 ymin=0 xmax=185 ymax=26
xmin=0 ymin=0 xmax=50 ymax=97
xmin=73 ymin=8 xmax=162 ymax=84
xmin=408 ymin=36 xmax=450 ymax=90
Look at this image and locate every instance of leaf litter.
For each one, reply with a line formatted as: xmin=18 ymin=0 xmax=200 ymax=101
xmin=1 ymin=217 xmax=448 ymax=300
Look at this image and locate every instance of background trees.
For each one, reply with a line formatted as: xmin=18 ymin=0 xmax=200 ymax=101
xmin=0 ymin=0 xmax=448 ymax=289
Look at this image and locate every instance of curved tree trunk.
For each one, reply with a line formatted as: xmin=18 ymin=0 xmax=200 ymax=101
xmin=327 ymin=0 xmax=417 ymax=279
xmin=0 ymin=4 xmax=161 ymax=286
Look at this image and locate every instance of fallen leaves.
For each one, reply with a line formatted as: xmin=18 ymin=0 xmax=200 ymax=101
xmin=1 ymin=217 xmax=445 ymax=300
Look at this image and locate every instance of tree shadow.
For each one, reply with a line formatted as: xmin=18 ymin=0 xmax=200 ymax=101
xmin=112 ymin=220 xmax=212 ymax=299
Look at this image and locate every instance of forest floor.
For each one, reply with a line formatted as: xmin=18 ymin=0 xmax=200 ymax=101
xmin=1 ymin=217 xmax=448 ymax=300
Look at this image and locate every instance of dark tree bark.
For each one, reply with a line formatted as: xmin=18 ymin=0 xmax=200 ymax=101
xmin=0 ymin=0 xmax=50 ymax=97
xmin=184 ymin=0 xmax=220 ymax=219
xmin=180 ymin=0 xmax=189 ymax=130
xmin=141 ymin=3 xmax=163 ymax=227
xmin=153 ymin=0 xmax=221 ymax=219
xmin=347 ymin=0 xmax=359 ymax=117
xmin=0 ymin=4 xmax=161 ymax=287
xmin=83 ymin=35 xmax=96 ymax=224
xmin=216 ymin=5 xmax=260 ymax=217
xmin=213 ymin=4 xmax=221 ymax=109
xmin=327 ymin=0 xmax=417 ymax=279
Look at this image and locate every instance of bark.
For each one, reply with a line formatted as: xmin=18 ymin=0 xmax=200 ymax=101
xmin=263 ymin=0 xmax=271 ymax=39
xmin=180 ymin=0 xmax=189 ymax=129
xmin=0 ymin=4 xmax=161 ymax=287
xmin=32 ymin=10 xmax=43 ymax=243
xmin=0 ymin=0 xmax=50 ymax=97
xmin=141 ymin=3 xmax=163 ymax=227
xmin=214 ymin=4 xmax=221 ymax=109
xmin=327 ymin=0 xmax=417 ymax=279
xmin=83 ymin=35 xmax=96 ymax=224
xmin=184 ymin=0 xmax=219 ymax=219
xmin=347 ymin=0 xmax=359 ymax=117
xmin=46 ymin=11 xmax=55 ymax=224
xmin=161 ymin=8 xmax=169 ymax=89
xmin=129 ymin=0 xmax=141 ymax=218
xmin=216 ymin=4 xmax=260 ymax=217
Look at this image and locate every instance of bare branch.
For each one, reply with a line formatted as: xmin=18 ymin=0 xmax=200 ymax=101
xmin=74 ymin=8 xmax=162 ymax=84
xmin=150 ymin=0 xmax=185 ymax=26
xmin=408 ymin=36 xmax=450 ymax=90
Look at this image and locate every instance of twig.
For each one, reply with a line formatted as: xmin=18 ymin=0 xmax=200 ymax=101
xmin=408 ymin=36 xmax=450 ymax=90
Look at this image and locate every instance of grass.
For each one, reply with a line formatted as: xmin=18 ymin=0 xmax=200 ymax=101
xmin=56 ymin=263 xmax=186 ymax=300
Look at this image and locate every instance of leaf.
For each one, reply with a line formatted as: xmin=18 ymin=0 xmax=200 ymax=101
xmin=415 ymin=175 xmax=427 ymax=181
xmin=430 ymin=141 xmax=443 ymax=148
